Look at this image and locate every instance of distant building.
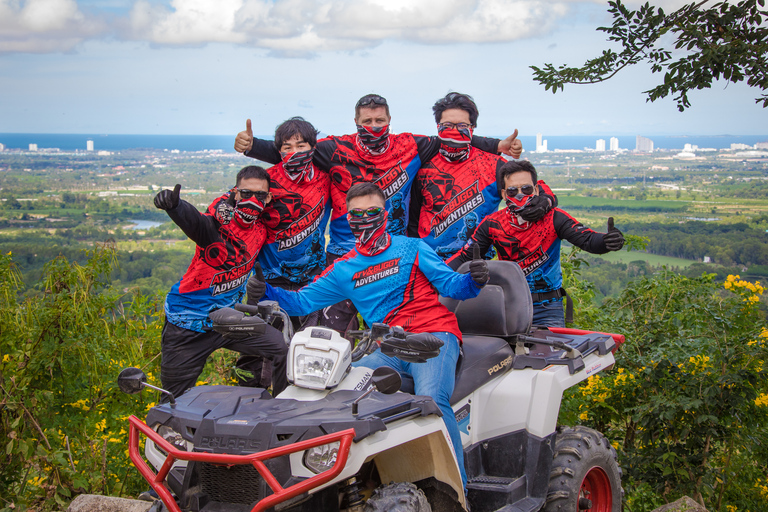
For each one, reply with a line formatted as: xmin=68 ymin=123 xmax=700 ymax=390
xmin=755 ymin=142 xmax=768 ymax=149
xmin=731 ymin=143 xmax=752 ymax=150
xmin=87 ymin=139 xmax=94 ymax=151
xmin=596 ymin=139 xmax=606 ymax=151
xmin=29 ymin=143 xmax=38 ymax=152
xmin=536 ymin=133 xmax=548 ymax=153
xmin=610 ymin=137 xmax=619 ymax=151
xmin=0 ymin=142 xmax=5 ymax=152
xmin=636 ymin=136 xmax=654 ymax=152
xmin=684 ymin=143 xmax=698 ymax=152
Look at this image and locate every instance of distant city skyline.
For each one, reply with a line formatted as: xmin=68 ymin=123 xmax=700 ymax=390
xmin=0 ymin=1 xmax=766 ymax=137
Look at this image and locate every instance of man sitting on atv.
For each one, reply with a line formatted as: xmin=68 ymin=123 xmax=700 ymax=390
xmin=249 ymin=181 xmax=490 ymax=490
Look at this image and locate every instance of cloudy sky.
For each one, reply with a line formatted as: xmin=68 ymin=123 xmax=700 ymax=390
xmin=0 ymin=0 xmax=765 ymax=138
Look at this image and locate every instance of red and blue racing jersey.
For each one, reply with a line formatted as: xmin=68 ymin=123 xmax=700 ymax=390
xmin=265 ymin=236 xmax=481 ymax=340
xmin=164 ymin=194 xmax=267 ymax=332
xmin=259 ymin=163 xmax=331 ymax=284
xmin=447 ymin=208 xmax=609 ymax=303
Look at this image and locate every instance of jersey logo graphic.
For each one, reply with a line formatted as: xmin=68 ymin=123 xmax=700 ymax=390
xmin=210 ymin=254 xmax=257 ymax=295
xmin=375 ymin=162 xmax=408 ymax=199
xmin=431 ymin=181 xmax=485 ymax=237
xmin=276 ymin=202 xmax=323 ymax=251
xmin=352 ymin=258 xmax=401 ymax=288
xmin=520 ymin=246 xmax=548 ymax=275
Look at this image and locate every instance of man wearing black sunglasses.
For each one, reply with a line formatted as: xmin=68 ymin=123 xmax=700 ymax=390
xmin=410 ymin=92 xmax=556 ymax=260
xmin=249 ymin=181 xmax=490 ymax=491
xmin=234 ymin=93 xmax=521 ymax=334
xmin=447 ymin=160 xmax=625 ymax=327
xmin=153 ymin=166 xmax=289 ymax=401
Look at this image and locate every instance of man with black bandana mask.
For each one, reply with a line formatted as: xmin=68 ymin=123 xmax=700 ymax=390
xmin=155 ymin=165 xmax=289 ymax=401
xmin=410 ymin=92 xmax=557 ymax=260
xmin=234 ymin=94 xmax=522 ymax=335
xmin=447 ymin=160 xmax=625 ymax=327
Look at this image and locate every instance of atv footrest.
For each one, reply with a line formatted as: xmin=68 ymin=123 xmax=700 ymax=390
xmin=466 ymin=475 xmax=527 ymax=512
xmin=511 ymin=330 xmax=615 ymax=375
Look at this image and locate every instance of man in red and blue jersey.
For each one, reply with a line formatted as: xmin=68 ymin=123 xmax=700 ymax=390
xmin=249 ymin=182 xmax=490 ymax=491
xmin=411 ymin=92 xmax=557 ymax=259
xmin=156 ymin=166 xmax=288 ymax=400
xmin=447 ymin=161 xmax=626 ymax=327
xmin=235 ymin=93 xmax=521 ymax=332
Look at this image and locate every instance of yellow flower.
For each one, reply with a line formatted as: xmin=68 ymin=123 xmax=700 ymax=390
xmin=755 ymin=394 xmax=768 ymax=407
xmin=2 ymin=354 xmax=10 ymax=363
xmin=579 ymin=411 xmax=589 ymax=421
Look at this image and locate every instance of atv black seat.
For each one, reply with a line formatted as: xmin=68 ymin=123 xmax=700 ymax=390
xmin=440 ymin=260 xmax=533 ymax=337
xmin=450 ymin=335 xmax=514 ymax=404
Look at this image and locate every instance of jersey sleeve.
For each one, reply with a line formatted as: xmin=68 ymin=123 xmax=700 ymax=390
xmin=416 ymin=241 xmax=482 ymax=299
xmin=167 ymin=199 xmax=219 ymax=247
xmin=552 ymin=209 xmax=609 ymax=254
xmin=446 ymin=218 xmax=494 ymax=270
xmin=264 ymin=271 xmax=347 ymax=316
xmin=244 ymin=137 xmax=281 ymax=165
xmin=413 ymin=134 xmax=502 ymax=162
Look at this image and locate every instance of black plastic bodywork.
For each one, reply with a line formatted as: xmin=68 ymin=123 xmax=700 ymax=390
xmin=145 ymin=386 xmax=440 ymax=511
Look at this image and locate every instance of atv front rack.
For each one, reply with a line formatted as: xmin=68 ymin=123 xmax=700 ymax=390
xmin=128 ymin=415 xmax=355 ymax=512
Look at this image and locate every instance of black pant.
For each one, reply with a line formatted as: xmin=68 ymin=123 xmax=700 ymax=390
xmin=160 ymin=320 xmax=288 ymax=401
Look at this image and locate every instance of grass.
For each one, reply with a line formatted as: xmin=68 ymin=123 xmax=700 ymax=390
xmin=590 ymin=250 xmax=697 ymax=268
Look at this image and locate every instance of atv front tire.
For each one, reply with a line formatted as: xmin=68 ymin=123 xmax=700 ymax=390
xmin=544 ymin=426 xmax=623 ymax=512
xmin=364 ymin=482 xmax=432 ymax=512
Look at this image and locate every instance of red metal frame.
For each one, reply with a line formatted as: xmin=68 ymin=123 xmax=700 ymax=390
xmin=128 ymin=415 xmax=356 ymax=512
xmin=548 ymin=327 xmax=625 ymax=353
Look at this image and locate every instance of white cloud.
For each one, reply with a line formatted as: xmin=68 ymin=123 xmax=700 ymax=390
xmin=0 ymin=0 xmax=105 ymax=53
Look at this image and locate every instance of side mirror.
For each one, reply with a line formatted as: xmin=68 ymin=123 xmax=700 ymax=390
xmin=370 ymin=366 xmax=401 ymax=395
xmin=117 ymin=367 xmax=176 ymax=406
xmin=118 ymin=367 xmax=147 ymax=394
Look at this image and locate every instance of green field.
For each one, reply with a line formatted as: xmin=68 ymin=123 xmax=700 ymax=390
xmin=591 ymin=250 xmax=696 ymax=268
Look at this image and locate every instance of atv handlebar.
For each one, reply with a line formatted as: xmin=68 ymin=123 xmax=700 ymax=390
xmin=348 ymin=323 xmax=444 ymax=363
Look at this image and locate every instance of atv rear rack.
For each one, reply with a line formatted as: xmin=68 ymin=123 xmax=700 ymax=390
xmin=128 ymin=415 xmax=355 ymax=512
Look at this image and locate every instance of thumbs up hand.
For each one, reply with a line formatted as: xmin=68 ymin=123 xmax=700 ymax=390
xmin=246 ymin=263 xmax=267 ymax=305
xmin=468 ymin=243 xmax=489 ymax=286
xmin=154 ymin=184 xmax=181 ymax=210
xmin=603 ymin=217 xmax=625 ymax=251
xmin=234 ymin=119 xmax=254 ymax=153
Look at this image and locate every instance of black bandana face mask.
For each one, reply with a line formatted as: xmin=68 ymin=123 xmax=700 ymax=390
xmin=348 ymin=210 xmax=390 ymax=256
xmin=281 ymin=148 xmax=315 ymax=181
xmin=356 ymin=124 xmax=390 ymax=154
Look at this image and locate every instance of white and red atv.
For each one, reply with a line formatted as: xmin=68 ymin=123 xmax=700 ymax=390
xmin=120 ymin=260 xmax=624 ymax=512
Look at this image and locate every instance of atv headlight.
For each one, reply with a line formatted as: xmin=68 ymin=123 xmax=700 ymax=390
xmin=303 ymin=441 xmax=340 ymax=474
xmin=287 ymin=328 xmax=352 ymax=390
xmin=157 ymin=425 xmax=193 ymax=453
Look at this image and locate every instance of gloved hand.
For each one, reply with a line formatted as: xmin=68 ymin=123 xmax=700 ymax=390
xmin=518 ymin=194 xmax=552 ymax=222
xmin=154 ymin=184 xmax=181 ymax=210
xmin=246 ymin=263 xmax=266 ymax=305
xmin=603 ymin=217 xmax=625 ymax=251
xmin=469 ymin=244 xmax=489 ymax=286
xmin=214 ymin=189 xmax=237 ymax=225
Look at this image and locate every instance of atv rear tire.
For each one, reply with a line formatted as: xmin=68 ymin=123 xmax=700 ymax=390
xmin=364 ymin=482 xmax=432 ymax=512
xmin=543 ymin=426 xmax=623 ymax=512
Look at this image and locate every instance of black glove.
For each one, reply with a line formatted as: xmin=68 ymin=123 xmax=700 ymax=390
xmin=154 ymin=184 xmax=181 ymax=210
xmin=380 ymin=330 xmax=444 ymax=363
xmin=246 ymin=263 xmax=266 ymax=305
xmin=209 ymin=307 xmax=267 ymax=339
xmin=518 ymin=194 xmax=553 ymax=222
xmin=603 ymin=217 xmax=625 ymax=251
xmin=469 ymin=244 xmax=489 ymax=286
xmin=214 ymin=190 xmax=237 ymax=225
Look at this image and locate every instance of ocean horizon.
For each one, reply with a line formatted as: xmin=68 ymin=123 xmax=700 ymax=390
xmin=1 ymin=133 xmax=767 ymax=153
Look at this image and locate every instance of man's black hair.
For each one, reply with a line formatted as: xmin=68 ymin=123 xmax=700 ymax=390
xmin=346 ymin=181 xmax=386 ymax=206
xmin=497 ymin=160 xmax=538 ymax=193
xmin=273 ymin=117 xmax=319 ymax=150
xmin=355 ymin=94 xmax=390 ymax=119
xmin=236 ymin=165 xmax=271 ymax=189
xmin=432 ymin=92 xmax=479 ymax=127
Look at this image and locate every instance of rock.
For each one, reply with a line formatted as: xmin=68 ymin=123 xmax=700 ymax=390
xmin=67 ymin=495 xmax=152 ymax=512
xmin=651 ymin=496 xmax=708 ymax=512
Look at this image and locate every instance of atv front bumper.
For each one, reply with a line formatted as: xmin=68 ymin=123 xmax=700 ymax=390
xmin=128 ymin=415 xmax=355 ymax=512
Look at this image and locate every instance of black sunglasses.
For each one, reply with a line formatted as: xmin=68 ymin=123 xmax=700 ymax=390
xmin=505 ymin=185 xmax=535 ymax=197
xmin=437 ymin=122 xmax=472 ymax=131
xmin=348 ymin=207 xmax=384 ymax=218
xmin=355 ymin=94 xmax=388 ymax=109
xmin=238 ymin=189 xmax=269 ymax=201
